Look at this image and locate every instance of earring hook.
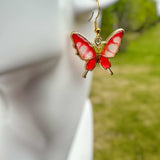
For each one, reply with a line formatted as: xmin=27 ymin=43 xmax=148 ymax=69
xmin=95 ymin=0 xmax=100 ymax=24
xmin=88 ymin=0 xmax=101 ymax=34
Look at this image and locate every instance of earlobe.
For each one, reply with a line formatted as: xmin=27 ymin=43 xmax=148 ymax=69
xmin=73 ymin=0 xmax=119 ymax=15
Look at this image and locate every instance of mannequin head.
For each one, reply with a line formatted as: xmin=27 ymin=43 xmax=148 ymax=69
xmin=0 ymin=1 xmax=118 ymax=160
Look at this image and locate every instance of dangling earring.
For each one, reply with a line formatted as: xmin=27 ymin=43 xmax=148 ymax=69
xmin=71 ymin=0 xmax=124 ymax=78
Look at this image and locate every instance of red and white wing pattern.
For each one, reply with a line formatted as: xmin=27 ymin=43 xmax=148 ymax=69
xmin=101 ymin=29 xmax=124 ymax=58
xmin=71 ymin=32 xmax=97 ymax=60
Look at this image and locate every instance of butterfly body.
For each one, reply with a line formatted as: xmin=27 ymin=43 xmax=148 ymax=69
xmin=71 ymin=28 xmax=124 ymax=78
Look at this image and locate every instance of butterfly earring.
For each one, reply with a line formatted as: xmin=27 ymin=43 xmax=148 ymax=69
xmin=71 ymin=0 xmax=124 ymax=78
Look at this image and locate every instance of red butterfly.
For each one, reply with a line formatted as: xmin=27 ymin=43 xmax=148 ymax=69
xmin=71 ymin=28 xmax=124 ymax=78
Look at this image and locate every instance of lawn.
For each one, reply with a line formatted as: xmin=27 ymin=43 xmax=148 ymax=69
xmin=90 ymin=23 xmax=160 ymax=160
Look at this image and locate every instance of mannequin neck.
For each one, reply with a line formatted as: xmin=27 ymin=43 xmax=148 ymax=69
xmin=0 ymin=58 xmax=60 ymax=148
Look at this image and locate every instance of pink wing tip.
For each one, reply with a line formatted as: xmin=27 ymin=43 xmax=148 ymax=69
xmin=117 ymin=29 xmax=124 ymax=38
xmin=71 ymin=33 xmax=78 ymax=41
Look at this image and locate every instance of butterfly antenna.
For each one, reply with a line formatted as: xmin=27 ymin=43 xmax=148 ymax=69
xmin=108 ymin=68 xmax=113 ymax=76
xmin=82 ymin=70 xmax=89 ymax=78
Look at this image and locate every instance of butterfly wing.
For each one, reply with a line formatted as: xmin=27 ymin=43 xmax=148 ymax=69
xmin=101 ymin=28 xmax=124 ymax=58
xmin=71 ymin=32 xmax=97 ymax=61
xmin=71 ymin=32 xmax=98 ymax=78
xmin=86 ymin=57 xmax=97 ymax=71
xmin=100 ymin=56 xmax=111 ymax=69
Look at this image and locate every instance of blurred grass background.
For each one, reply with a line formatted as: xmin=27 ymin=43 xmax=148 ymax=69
xmin=90 ymin=0 xmax=160 ymax=159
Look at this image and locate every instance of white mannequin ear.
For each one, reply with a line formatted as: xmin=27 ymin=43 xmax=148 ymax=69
xmin=74 ymin=0 xmax=119 ymax=14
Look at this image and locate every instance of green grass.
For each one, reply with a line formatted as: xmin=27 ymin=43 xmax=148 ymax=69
xmin=90 ymin=23 xmax=160 ymax=160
